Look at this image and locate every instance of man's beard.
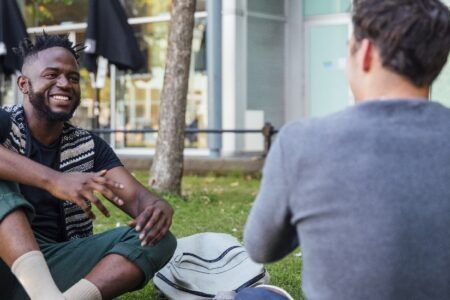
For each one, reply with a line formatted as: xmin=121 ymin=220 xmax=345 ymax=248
xmin=28 ymin=84 xmax=80 ymax=123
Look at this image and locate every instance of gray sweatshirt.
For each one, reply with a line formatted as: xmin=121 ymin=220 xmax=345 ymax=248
xmin=244 ymin=100 xmax=450 ymax=300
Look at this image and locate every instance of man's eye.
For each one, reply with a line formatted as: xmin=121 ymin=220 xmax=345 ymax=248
xmin=45 ymin=74 xmax=57 ymax=79
xmin=70 ymin=77 xmax=80 ymax=83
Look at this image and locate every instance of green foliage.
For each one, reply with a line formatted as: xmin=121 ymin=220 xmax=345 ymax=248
xmin=26 ymin=0 xmax=74 ymax=26
xmin=93 ymin=172 xmax=303 ymax=299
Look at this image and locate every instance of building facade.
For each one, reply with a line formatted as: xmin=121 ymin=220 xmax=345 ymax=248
xmin=2 ymin=0 xmax=450 ymax=156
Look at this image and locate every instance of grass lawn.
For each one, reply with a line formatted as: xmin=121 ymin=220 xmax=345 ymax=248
xmin=94 ymin=171 xmax=302 ymax=299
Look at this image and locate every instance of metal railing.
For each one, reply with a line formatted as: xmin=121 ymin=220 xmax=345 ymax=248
xmin=92 ymin=122 xmax=279 ymax=156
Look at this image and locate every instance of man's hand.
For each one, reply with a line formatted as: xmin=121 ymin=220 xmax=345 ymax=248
xmin=95 ymin=166 xmax=175 ymax=246
xmin=47 ymin=170 xmax=124 ymax=219
xmin=128 ymin=199 xmax=174 ymax=247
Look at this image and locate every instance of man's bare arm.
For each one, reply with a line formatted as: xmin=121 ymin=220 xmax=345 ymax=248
xmin=0 ymin=145 xmax=124 ymax=219
xmin=0 ymin=145 xmax=57 ymax=189
xmin=102 ymin=166 xmax=174 ymax=246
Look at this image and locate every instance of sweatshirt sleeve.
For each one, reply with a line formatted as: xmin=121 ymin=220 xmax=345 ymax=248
xmin=0 ymin=108 xmax=12 ymax=144
xmin=244 ymin=128 xmax=298 ymax=263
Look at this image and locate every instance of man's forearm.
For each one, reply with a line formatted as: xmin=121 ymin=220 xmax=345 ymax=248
xmin=100 ymin=166 xmax=173 ymax=245
xmin=134 ymin=187 xmax=163 ymax=216
xmin=103 ymin=166 xmax=162 ymax=218
xmin=119 ymin=185 xmax=163 ymax=219
xmin=0 ymin=145 xmax=57 ymax=190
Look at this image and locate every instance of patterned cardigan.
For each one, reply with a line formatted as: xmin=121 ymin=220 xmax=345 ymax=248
xmin=2 ymin=105 xmax=95 ymax=240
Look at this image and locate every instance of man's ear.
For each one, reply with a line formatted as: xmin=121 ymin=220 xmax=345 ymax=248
xmin=361 ymin=39 xmax=373 ymax=72
xmin=17 ymin=75 xmax=29 ymax=94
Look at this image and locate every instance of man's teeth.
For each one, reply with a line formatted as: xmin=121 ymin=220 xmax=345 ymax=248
xmin=52 ymin=95 xmax=70 ymax=101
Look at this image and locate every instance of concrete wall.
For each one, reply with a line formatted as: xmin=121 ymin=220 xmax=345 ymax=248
xmin=119 ymin=154 xmax=264 ymax=175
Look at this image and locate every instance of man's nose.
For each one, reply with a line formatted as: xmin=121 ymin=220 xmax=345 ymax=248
xmin=56 ymin=75 xmax=70 ymax=88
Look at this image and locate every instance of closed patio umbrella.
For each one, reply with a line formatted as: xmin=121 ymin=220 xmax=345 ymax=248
xmin=84 ymin=0 xmax=145 ymax=129
xmin=0 ymin=0 xmax=28 ymax=105
xmin=84 ymin=0 xmax=144 ymax=72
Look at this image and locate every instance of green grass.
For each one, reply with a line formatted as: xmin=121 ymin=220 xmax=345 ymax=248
xmin=93 ymin=171 xmax=302 ymax=299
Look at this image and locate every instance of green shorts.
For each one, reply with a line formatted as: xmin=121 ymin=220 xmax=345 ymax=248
xmin=0 ymin=180 xmax=35 ymax=223
xmin=0 ymin=181 xmax=177 ymax=300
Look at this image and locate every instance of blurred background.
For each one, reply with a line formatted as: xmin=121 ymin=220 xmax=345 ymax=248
xmin=2 ymin=0 xmax=450 ymax=157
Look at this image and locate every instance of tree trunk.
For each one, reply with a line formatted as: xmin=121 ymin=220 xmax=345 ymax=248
xmin=149 ymin=0 xmax=196 ymax=194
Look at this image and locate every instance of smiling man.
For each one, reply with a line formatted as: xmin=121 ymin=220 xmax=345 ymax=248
xmin=0 ymin=34 xmax=176 ymax=300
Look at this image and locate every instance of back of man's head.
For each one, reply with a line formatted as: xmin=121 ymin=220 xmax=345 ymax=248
xmin=352 ymin=0 xmax=450 ymax=87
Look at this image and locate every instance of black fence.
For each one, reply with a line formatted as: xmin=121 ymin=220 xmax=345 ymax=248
xmin=92 ymin=123 xmax=279 ymax=156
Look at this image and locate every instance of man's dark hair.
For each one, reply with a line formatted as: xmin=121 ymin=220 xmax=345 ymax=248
xmin=352 ymin=0 xmax=450 ymax=87
xmin=14 ymin=32 xmax=84 ymax=69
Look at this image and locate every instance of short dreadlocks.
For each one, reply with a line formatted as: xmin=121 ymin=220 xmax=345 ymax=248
xmin=14 ymin=32 xmax=84 ymax=70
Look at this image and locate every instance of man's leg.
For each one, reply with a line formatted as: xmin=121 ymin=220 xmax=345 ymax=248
xmin=0 ymin=180 xmax=63 ymax=300
xmin=0 ymin=209 xmax=38 ymax=267
xmin=41 ymin=227 xmax=177 ymax=300
xmin=84 ymin=254 xmax=143 ymax=299
xmin=0 ymin=209 xmax=34 ymax=300
xmin=85 ymin=227 xmax=177 ymax=299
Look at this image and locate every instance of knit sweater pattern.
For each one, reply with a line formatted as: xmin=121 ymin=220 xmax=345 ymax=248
xmin=2 ymin=105 xmax=94 ymax=240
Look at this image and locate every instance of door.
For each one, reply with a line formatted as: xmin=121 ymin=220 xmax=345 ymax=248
xmin=305 ymin=18 xmax=352 ymax=117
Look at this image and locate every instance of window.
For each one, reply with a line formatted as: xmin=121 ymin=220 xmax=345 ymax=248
xmin=432 ymin=55 xmax=450 ymax=107
xmin=112 ymin=20 xmax=207 ymax=148
xmin=23 ymin=0 xmax=206 ymax=27
xmin=24 ymin=0 xmax=89 ymax=27
xmin=304 ymin=0 xmax=351 ymax=17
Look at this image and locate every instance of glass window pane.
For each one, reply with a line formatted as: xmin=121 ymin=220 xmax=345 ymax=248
xmin=196 ymin=0 xmax=206 ymax=12
xmin=247 ymin=17 xmax=285 ymax=129
xmin=123 ymin=0 xmax=205 ymax=18
xmin=114 ymin=20 xmax=208 ymax=149
xmin=432 ymin=56 xmax=450 ymax=108
xmin=308 ymin=24 xmax=350 ymax=116
xmin=70 ymin=31 xmax=112 ymax=131
xmin=247 ymin=0 xmax=284 ymax=16
xmin=24 ymin=0 xmax=89 ymax=27
xmin=0 ymin=77 xmax=16 ymax=107
xmin=304 ymin=0 xmax=351 ymax=17
xmin=22 ymin=0 xmax=205 ymax=27
xmin=123 ymin=0 xmax=172 ymax=18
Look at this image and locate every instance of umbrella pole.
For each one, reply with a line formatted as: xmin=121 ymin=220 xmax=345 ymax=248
xmin=93 ymin=87 xmax=100 ymax=129
xmin=0 ymin=73 xmax=4 ymax=107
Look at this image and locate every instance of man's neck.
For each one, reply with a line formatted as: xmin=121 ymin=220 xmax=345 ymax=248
xmin=356 ymin=73 xmax=430 ymax=103
xmin=23 ymin=102 xmax=64 ymax=146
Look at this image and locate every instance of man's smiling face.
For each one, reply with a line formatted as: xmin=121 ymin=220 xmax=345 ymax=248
xmin=20 ymin=46 xmax=81 ymax=122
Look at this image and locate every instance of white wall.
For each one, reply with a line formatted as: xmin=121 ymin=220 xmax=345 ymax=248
xmin=222 ymin=0 xmax=247 ymax=155
xmin=222 ymin=0 xmax=295 ymax=154
xmin=285 ymin=0 xmax=306 ymax=122
xmin=246 ymin=0 xmax=286 ymax=129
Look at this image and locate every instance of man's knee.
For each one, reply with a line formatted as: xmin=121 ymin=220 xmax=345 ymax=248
xmin=0 ymin=180 xmax=34 ymax=224
xmin=135 ymin=231 xmax=176 ymax=287
xmin=109 ymin=228 xmax=176 ymax=282
xmin=131 ymin=230 xmax=177 ymax=272
xmin=143 ymin=232 xmax=177 ymax=270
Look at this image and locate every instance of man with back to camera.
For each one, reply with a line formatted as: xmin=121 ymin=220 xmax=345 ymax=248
xmin=0 ymin=33 xmax=177 ymax=299
xmin=244 ymin=0 xmax=450 ymax=299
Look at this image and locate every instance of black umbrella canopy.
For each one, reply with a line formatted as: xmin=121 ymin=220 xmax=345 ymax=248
xmin=0 ymin=0 xmax=28 ymax=75
xmin=84 ymin=0 xmax=145 ymax=73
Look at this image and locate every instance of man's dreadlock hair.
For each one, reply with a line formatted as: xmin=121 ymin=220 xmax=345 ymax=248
xmin=14 ymin=32 xmax=85 ymax=70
